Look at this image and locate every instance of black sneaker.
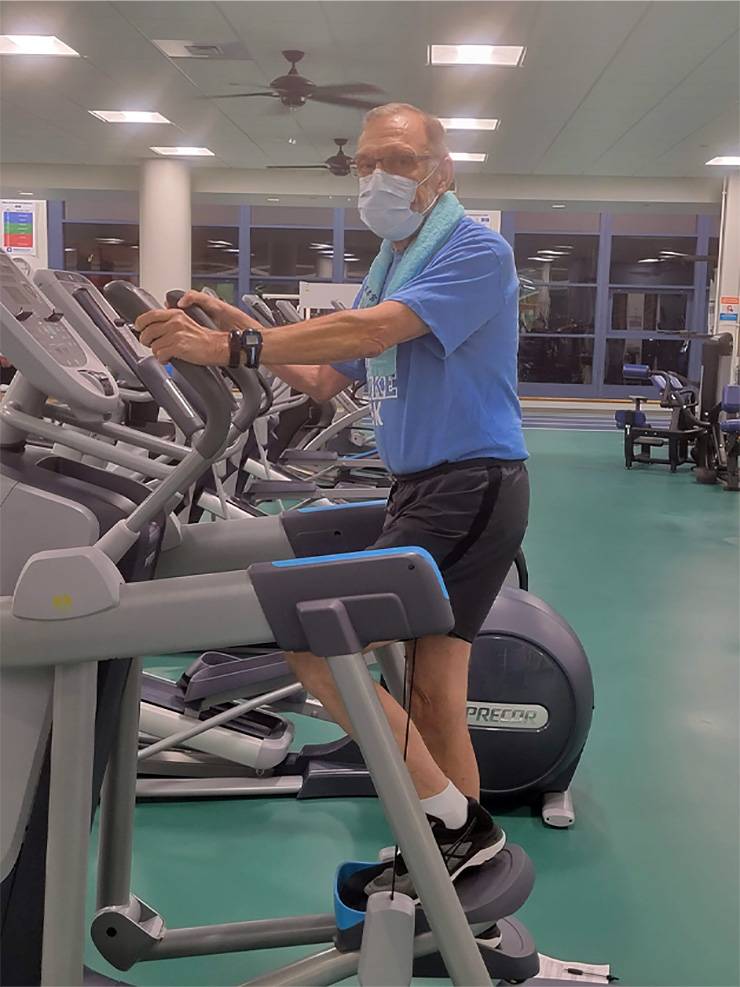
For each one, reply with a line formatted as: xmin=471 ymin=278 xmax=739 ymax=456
xmin=363 ymin=798 xmax=506 ymax=902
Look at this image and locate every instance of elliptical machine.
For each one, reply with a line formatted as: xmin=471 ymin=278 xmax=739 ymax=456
xmin=135 ymin=582 xmax=593 ymax=827
xmin=94 ymin=286 xmax=594 ymax=828
xmin=32 ymin=274 xmax=595 ymax=828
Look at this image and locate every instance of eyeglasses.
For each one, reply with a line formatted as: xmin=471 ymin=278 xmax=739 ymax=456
xmin=351 ymin=151 xmax=437 ymax=178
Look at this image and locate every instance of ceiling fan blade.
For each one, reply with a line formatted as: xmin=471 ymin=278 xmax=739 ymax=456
xmin=202 ymin=91 xmax=279 ymax=100
xmin=266 ymin=164 xmax=330 ymax=170
xmin=311 ymin=93 xmax=384 ymax=110
xmin=311 ymin=83 xmax=385 ymax=96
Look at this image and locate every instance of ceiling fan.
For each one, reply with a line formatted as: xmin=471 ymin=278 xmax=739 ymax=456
xmin=205 ymin=49 xmax=384 ymax=110
xmin=267 ymin=138 xmax=353 ymax=176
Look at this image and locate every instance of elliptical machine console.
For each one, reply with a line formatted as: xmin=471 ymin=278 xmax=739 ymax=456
xmin=0 ymin=250 xmax=119 ymax=417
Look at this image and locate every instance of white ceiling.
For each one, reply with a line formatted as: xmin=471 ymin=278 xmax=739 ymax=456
xmin=0 ymin=0 xmax=738 ymax=184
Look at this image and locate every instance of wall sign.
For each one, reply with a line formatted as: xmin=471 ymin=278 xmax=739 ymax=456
xmin=719 ymin=294 xmax=739 ymax=323
xmin=3 ymin=205 xmax=36 ymax=252
xmin=465 ymin=209 xmax=501 ymax=232
xmin=1 ymin=199 xmax=48 ymax=271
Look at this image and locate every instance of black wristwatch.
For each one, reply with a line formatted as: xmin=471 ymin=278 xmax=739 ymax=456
xmin=228 ymin=329 xmax=263 ymax=369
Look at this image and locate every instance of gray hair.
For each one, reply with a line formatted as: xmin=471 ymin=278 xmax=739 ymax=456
xmin=363 ymin=103 xmax=449 ymax=158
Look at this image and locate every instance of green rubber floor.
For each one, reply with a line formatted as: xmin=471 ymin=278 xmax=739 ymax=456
xmin=85 ymin=430 xmax=740 ymax=987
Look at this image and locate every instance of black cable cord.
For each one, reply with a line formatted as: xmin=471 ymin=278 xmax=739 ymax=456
xmin=390 ymin=638 xmax=418 ymax=899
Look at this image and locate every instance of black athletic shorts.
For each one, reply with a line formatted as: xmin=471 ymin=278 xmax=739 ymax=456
xmin=371 ymin=459 xmax=530 ymax=643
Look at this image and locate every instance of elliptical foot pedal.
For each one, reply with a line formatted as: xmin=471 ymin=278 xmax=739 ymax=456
xmin=413 ymin=915 xmax=539 ymax=981
xmin=333 ymin=845 xmax=535 ymax=953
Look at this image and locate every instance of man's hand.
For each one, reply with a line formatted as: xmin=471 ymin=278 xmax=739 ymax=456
xmin=175 ymin=290 xmax=261 ymax=332
xmin=135 ymin=308 xmax=229 ymax=366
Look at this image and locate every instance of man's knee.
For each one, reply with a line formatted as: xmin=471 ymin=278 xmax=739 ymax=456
xmin=410 ymin=674 xmax=469 ymax=736
xmin=284 ymin=650 xmax=332 ymax=694
xmin=408 ymin=635 xmax=470 ymax=729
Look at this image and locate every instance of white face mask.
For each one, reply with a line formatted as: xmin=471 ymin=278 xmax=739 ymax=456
xmin=358 ymin=163 xmax=440 ymax=241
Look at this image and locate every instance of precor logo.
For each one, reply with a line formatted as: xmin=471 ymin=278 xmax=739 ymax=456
xmin=466 ymin=701 xmax=548 ymax=730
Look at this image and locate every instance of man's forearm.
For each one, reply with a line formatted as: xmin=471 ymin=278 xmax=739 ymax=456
xmin=265 ymin=363 xmax=351 ymax=402
xmin=142 ymin=299 xmax=426 ymax=371
xmin=264 ymin=363 xmax=320 ymax=395
xmin=258 ymin=309 xmax=387 ymax=365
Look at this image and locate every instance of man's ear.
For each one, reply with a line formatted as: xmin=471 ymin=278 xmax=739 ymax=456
xmin=439 ymin=156 xmax=454 ymax=193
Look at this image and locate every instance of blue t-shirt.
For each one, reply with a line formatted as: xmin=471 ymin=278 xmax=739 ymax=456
xmin=333 ymin=217 xmax=527 ymax=475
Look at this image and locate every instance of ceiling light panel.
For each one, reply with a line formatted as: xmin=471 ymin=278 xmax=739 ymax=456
xmin=429 ymin=45 xmax=525 ymax=66
xmin=90 ymin=110 xmax=172 ymax=124
xmin=705 ymin=156 xmax=740 ymax=166
xmin=150 ymin=146 xmax=215 ymax=157
xmin=439 ymin=118 xmax=499 ymax=131
xmin=449 ymin=152 xmax=487 ymax=162
xmin=0 ymin=35 xmax=80 ymax=56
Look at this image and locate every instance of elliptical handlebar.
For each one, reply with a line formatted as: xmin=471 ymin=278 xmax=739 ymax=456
xmin=166 ymin=289 xmax=266 ymax=434
xmin=73 ymin=285 xmax=204 ymax=438
xmin=241 ymin=293 xmax=276 ymax=327
xmin=165 ymin=289 xmax=219 ymax=331
xmin=274 ymin=299 xmax=303 ymax=324
xmin=103 ymin=281 xmax=232 ymax=461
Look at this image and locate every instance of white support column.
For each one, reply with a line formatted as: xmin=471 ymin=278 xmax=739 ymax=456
xmin=139 ymin=159 xmax=191 ymax=302
xmin=714 ymin=173 xmax=740 ymax=382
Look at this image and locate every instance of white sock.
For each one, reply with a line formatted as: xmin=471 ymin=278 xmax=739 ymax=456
xmin=420 ymin=781 xmax=469 ymax=830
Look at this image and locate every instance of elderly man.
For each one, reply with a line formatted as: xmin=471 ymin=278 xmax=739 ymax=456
xmin=136 ymin=102 xmax=529 ymax=897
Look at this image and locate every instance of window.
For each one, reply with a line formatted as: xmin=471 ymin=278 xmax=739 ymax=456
xmin=519 ymin=337 xmax=594 ymax=385
xmin=63 ymin=223 xmax=138 ymax=275
xmin=604 ymin=338 xmax=690 ymax=385
xmin=515 ymin=234 xmax=598 ymax=284
xmin=611 ymin=292 xmax=688 ymax=333
xmin=513 ymin=212 xmax=600 ymax=233
xmin=603 ymin=231 xmax=700 ymax=391
xmin=250 ymin=228 xmax=334 ymax=280
xmin=519 ymin=285 xmax=596 ymax=334
xmin=192 ymin=227 xmax=239 ymax=276
xmin=344 ymin=228 xmax=381 ymax=280
xmin=251 ymin=206 xmax=333 ymax=227
xmin=609 ymin=237 xmax=696 ymax=286
xmin=515 ymin=227 xmax=597 ymax=386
